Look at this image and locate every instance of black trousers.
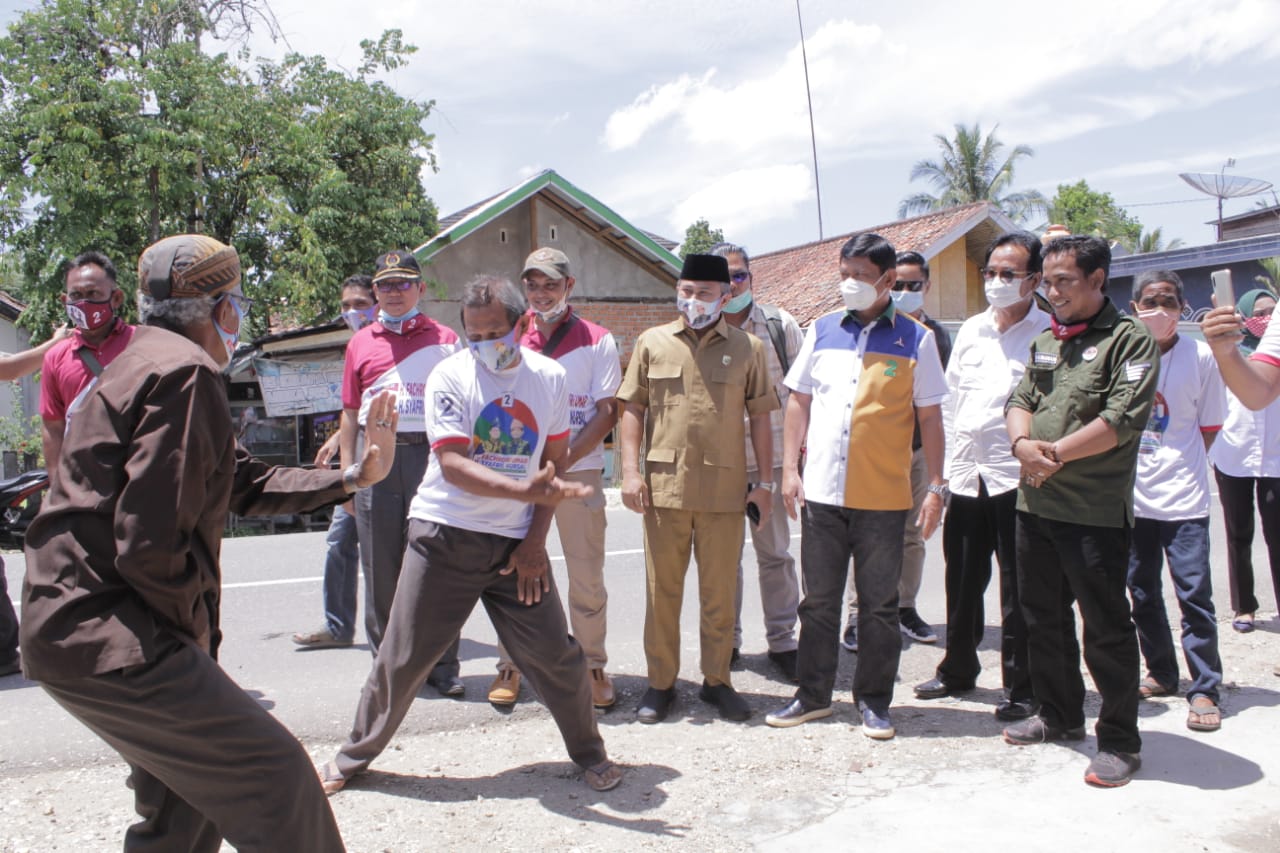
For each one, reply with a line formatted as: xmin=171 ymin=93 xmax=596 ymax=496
xmin=1214 ymin=467 xmax=1280 ymax=614
xmin=936 ymin=482 xmax=1032 ymax=701
xmin=1016 ymin=511 xmax=1141 ymax=754
xmin=0 ymin=557 xmax=18 ymax=665
xmin=40 ymin=637 xmax=344 ymax=853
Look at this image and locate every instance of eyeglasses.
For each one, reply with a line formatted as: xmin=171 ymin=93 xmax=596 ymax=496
xmin=893 ymin=279 xmax=926 ymax=293
xmin=730 ymin=271 xmax=751 ymax=284
xmin=374 ymin=279 xmax=417 ymax=293
xmin=981 ymin=268 xmax=1032 ymax=284
xmin=221 ymin=293 xmax=254 ymax=315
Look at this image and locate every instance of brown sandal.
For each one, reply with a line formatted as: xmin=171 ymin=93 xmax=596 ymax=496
xmin=584 ymin=760 xmax=623 ymax=792
xmin=1187 ymin=696 xmax=1221 ymax=732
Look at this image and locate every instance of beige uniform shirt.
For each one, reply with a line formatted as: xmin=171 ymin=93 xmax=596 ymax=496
xmin=618 ymin=316 xmax=779 ymax=513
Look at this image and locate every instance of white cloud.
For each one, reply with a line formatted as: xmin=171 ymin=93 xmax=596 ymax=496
xmin=668 ymin=165 xmax=814 ymax=237
xmin=603 ymin=71 xmax=716 ymax=151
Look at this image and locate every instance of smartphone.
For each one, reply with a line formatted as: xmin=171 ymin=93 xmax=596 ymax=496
xmin=1211 ymin=269 xmax=1235 ymax=309
xmin=746 ymin=500 xmax=761 ymax=528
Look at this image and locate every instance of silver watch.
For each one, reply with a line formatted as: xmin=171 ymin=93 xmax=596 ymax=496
xmin=342 ymin=463 xmax=361 ymax=493
xmin=755 ymin=481 xmax=775 ymax=492
xmin=926 ymin=482 xmax=949 ymax=498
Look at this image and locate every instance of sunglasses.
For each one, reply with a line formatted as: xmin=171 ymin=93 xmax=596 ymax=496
xmin=221 ymin=292 xmax=254 ymax=315
xmin=730 ymin=271 xmax=751 ymax=284
xmin=893 ymin=279 xmax=926 ymax=292
xmin=374 ymin=279 xmax=417 ymax=293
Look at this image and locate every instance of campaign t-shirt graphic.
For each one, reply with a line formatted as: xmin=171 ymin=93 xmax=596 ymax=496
xmin=471 ymin=398 xmax=540 ymax=476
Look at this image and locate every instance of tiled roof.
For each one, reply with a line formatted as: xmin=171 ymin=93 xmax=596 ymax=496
xmin=751 ymin=202 xmax=1006 ymax=326
xmin=0 ymin=289 xmax=25 ymax=323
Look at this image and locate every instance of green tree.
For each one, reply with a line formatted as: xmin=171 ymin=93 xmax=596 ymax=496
xmin=1135 ymin=227 xmax=1185 ymax=254
xmin=679 ymin=218 xmax=724 ymax=258
xmin=0 ymin=0 xmax=438 ymax=339
xmin=1256 ymin=257 xmax=1280 ymax=291
xmin=1045 ymin=181 xmax=1142 ymax=250
xmin=898 ymin=123 xmax=1046 ymax=222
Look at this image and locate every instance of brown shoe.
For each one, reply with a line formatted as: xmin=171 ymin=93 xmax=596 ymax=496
xmin=488 ymin=666 xmax=520 ymax=705
xmin=590 ymin=668 xmax=615 ymax=709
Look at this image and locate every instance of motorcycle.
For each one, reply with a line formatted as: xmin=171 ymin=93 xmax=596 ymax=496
xmin=0 ymin=469 xmax=49 ymax=550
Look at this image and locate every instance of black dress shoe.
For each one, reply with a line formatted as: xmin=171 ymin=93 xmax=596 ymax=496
xmin=427 ymin=673 xmax=465 ymax=698
xmin=698 ymin=681 xmax=750 ymax=721
xmin=767 ymin=649 xmax=799 ymax=683
xmin=636 ymin=686 xmax=676 ymax=724
xmin=765 ymin=697 xmax=833 ymax=728
xmin=995 ymin=698 xmax=1039 ymax=721
xmin=730 ymin=647 xmax=742 ymax=669
xmin=914 ymin=677 xmax=974 ymax=700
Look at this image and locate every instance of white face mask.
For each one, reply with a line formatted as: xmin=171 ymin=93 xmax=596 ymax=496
xmin=840 ymin=277 xmax=879 ymax=312
xmin=535 ymin=298 xmax=569 ymax=324
xmin=469 ymin=325 xmax=521 ymax=373
xmin=890 ymin=290 xmax=923 ymax=314
xmin=677 ymin=294 xmax=723 ymax=329
xmin=985 ymin=277 xmax=1026 ymax=309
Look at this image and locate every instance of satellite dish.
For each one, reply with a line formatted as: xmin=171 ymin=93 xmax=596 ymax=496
xmin=1180 ymin=161 xmax=1273 ymax=240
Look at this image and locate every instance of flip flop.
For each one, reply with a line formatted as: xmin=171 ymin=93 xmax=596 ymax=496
xmin=318 ymin=761 xmax=348 ymax=795
xmin=1232 ymin=613 xmax=1255 ymax=633
xmin=1187 ymin=696 xmax=1221 ymax=732
xmin=1138 ymin=677 xmax=1175 ymax=699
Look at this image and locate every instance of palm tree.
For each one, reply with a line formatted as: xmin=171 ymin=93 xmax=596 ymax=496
xmin=1136 ymin=227 xmax=1185 ymax=254
xmin=898 ymin=123 xmax=1047 ymax=222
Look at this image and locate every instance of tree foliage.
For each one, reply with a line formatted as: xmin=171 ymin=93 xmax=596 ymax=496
xmin=1045 ymin=181 xmax=1142 ymax=251
xmin=679 ymin=218 xmax=724 ymax=259
xmin=1135 ymin=227 xmax=1184 ymax=254
xmin=0 ymin=0 xmax=438 ymax=339
xmin=898 ymin=123 xmax=1046 ymax=223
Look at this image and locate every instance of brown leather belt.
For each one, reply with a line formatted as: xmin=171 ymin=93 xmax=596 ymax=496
xmin=394 ymin=431 xmax=429 ymax=446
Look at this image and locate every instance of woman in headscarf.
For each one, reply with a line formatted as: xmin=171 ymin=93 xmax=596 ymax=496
xmin=1208 ymin=288 xmax=1280 ymax=632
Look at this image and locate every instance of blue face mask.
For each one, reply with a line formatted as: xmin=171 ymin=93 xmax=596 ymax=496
xmin=469 ymin=325 xmax=521 ymax=373
xmin=378 ymin=305 xmax=420 ymax=333
xmin=215 ymin=294 xmax=246 ymax=365
xmin=723 ymin=290 xmax=753 ymax=314
xmin=890 ymin=289 xmax=924 ymax=314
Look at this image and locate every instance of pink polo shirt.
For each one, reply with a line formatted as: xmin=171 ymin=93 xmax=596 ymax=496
xmin=40 ymin=320 xmax=137 ymax=422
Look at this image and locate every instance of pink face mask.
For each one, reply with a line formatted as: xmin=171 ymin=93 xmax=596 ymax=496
xmin=1245 ymin=314 xmax=1271 ymax=339
xmin=1137 ymin=308 xmax=1177 ymax=342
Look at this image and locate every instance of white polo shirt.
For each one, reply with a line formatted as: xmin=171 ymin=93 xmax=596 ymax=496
xmin=943 ymin=303 xmax=1051 ymax=498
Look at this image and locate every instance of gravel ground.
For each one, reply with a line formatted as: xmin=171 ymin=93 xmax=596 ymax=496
xmin=3 ymin=611 xmax=1280 ymax=852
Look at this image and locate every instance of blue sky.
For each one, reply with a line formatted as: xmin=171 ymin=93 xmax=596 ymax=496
xmin=5 ymin=0 xmax=1280 ymax=255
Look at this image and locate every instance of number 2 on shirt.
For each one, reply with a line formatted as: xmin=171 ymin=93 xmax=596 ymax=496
xmin=502 ymin=392 xmax=513 ymax=407
xmin=884 ymin=359 xmax=898 ymax=378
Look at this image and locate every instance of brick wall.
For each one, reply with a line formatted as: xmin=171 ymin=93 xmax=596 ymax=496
xmin=573 ymin=300 xmax=676 ymax=367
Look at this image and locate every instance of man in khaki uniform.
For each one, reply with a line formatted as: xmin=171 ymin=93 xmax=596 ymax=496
xmin=618 ymin=253 xmax=778 ymax=723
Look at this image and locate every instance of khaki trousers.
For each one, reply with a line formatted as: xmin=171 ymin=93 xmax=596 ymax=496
xmin=643 ymin=506 xmax=744 ymax=689
xmin=498 ymin=469 xmax=609 ymax=670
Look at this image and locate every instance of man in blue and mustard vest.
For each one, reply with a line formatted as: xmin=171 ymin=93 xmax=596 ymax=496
xmin=766 ymin=232 xmax=949 ymax=741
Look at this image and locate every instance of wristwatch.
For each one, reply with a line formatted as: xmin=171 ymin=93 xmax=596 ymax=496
xmin=342 ymin=463 xmax=361 ymax=493
xmin=756 ymin=482 xmax=775 ymax=492
xmin=926 ymin=482 xmax=949 ymax=498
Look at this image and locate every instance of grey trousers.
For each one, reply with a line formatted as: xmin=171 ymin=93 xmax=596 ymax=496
xmin=355 ymin=441 xmax=459 ymax=677
xmin=333 ymin=519 xmax=607 ymax=780
xmin=40 ymin=637 xmax=344 ymax=853
xmin=733 ymin=467 xmax=800 ymax=652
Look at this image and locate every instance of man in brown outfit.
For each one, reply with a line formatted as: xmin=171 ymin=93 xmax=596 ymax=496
xmin=20 ymin=234 xmax=399 ymax=852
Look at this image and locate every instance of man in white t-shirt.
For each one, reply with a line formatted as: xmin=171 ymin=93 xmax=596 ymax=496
xmin=320 ymin=275 xmax=622 ymax=795
xmin=486 ymin=248 xmax=623 ymax=710
xmin=1127 ymin=270 xmax=1226 ymax=732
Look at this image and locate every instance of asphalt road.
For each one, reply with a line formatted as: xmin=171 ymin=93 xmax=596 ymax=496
xmin=2 ymin=493 xmax=1279 ymax=853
